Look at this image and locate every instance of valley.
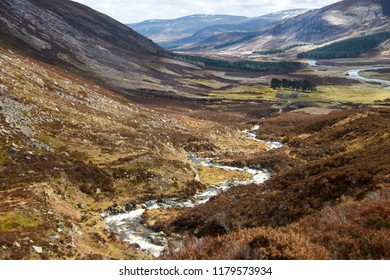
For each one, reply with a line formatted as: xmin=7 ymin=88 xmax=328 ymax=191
xmin=0 ymin=0 xmax=389 ymax=261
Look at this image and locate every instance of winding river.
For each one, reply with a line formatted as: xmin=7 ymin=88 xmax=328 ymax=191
xmin=103 ymin=126 xmax=283 ymax=257
xmin=347 ymin=68 xmax=390 ymax=90
xmin=306 ymin=60 xmax=390 ymax=90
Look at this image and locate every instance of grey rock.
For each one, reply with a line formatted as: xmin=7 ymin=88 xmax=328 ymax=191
xmin=32 ymin=246 xmax=43 ymax=254
xmin=147 ymin=231 xmax=167 ymax=247
xmin=9 ymin=147 xmax=18 ymax=156
xmin=106 ymin=203 xmax=125 ymax=215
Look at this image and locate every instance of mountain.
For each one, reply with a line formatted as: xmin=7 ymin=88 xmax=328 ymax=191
xmin=237 ymin=9 xmax=309 ymax=30
xmin=1 ymin=0 xmax=390 ymax=262
xmin=218 ymin=0 xmax=390 ymax=55
xmin=1 ymin=42 xmax=268 ymax=260
xmin=0 ymin=0 xmax=189 ymax=94
xmin=128 ymin=15 xmax=248 ymax=43
xmin=129 ymin=10 xmax=308 ymax=50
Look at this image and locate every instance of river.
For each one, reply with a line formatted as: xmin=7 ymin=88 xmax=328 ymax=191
xmin=102 ymin=126 xmax=283 ymax=257
xmin=307 ymin=61 xmax=390 ymax=90
xmin=347 ymin=68 xmax=390 ymax=89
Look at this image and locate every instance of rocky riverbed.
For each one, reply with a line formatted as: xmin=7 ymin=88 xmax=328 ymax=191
xmin=103 ymin=127 xmax=282 ymax=257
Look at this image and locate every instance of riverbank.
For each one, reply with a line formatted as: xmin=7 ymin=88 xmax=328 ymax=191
xmin=165 ymin=108 xmax=390 ymax=260
xmin=103 ymin=127 xmax=282 ymax=257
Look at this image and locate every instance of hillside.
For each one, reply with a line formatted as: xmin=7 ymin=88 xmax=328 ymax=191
xmin=130 ymin=10 xmax=307 ymax=50
xmin=166 ymin=108 xmax=390 ymax=260
xmin=0 ymin=45 xmax=273 ymax=259
xmin=0 ymin=0 xmax=389 ymax=261
xmin=0 ymin=0 xmax=198 ymax=96
xmin=217 ymin=0 xmax=390 ymax=56
xmin=128 ymin=15 xmax=248 ymax=43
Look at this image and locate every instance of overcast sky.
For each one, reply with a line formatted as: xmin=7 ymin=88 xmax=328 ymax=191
xmin=72 ymin=0 xmax=341 ymax=24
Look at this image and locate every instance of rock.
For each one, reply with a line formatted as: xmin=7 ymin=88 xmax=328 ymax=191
xmin=72 ymin=223 xmax=83 ymax=235
xmin=13 ymin=241 xmax=21 ymax=247
xmin=11 ymin=143 xmax=19 ymax=149
xmin=56 ymin=221 xmax=65 ymax=232
xmin=32 ymin=246 xmax=43 ymax=254
xmin=61 ymin=151 xmax=70 ymax=157
xmin=142 ymin=200 xmax=158 ymax=209
xmin=96 ymin=188 xmax=101 ymax=194
xmin=147 ymin=232 xmax=167 ymax=247
xmin=8 ymin=147 xmax=18 ymax=156
xmin=124 ymin=200 xmax=136 ymax=211
xmin=77 ymin=203 xmax=85 ymax=209
xmin=106 ymin=203 xmax=125 ymax=215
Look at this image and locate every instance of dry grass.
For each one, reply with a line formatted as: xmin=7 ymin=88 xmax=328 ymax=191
xmin=163 ymin=227 xmax=329 ymax=260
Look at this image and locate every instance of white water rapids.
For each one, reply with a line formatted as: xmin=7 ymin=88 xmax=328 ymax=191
xmin=103 ymin=126 xmax=283 ymax=257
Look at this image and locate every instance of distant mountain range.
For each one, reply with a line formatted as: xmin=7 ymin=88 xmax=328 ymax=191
xmin=128 ymin=9 xmax=308 ymax=48
xmin=129 ymin=0 xmax=390 ymax=56
xmin=128 ymin=14 xmax=249 ymax=43
xmin=221 ymin=0 xmax=390 ymax=55
xmin=165 ymin=0 xmax=389 ymax=56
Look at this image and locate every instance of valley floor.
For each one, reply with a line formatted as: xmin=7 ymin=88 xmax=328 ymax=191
xmin=0 ymin=47 xmax=389 ymax=260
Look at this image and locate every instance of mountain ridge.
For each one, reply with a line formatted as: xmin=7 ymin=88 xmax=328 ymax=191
xmin=216 ymin=0 xmax=390 ymax=56
xmin=128 ymin=14 xmax=249 ymax=43
xmin=129 ymin=9 xmax=308 ymax=48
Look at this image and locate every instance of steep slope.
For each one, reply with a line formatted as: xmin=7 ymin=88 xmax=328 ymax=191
xmin=128 ymin=15 xmax=248 ymax=43
xmin=168 ymin=109 xmax=390 ymax=260
xmin=0 ymin=0 xmax=189 ymax=94
xmin=220 ymin=0 xmax=390 ymax=54
xmin=0 ymin=46 xmax=272 ymax=259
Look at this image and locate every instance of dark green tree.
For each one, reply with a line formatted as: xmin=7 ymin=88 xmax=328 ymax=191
xmin=271 ymin=78 xmax=282 ymax=89
xmin=291 ymin=80 xmax=302 ymax=91
xmin=297 ymin=32 xmax=390 ymax=59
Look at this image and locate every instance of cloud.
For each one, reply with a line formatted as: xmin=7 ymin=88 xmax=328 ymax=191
xmin=72 ymin=0 xmax=340 ymax=23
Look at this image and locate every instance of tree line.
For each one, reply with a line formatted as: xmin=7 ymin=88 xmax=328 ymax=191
xmin=271 ymin=78 xmax=317 ymax=92
xmin=163 ymin=52 xmax=302 ymax=72
xmin=253 ymin=44 xmax=304 ymax=55
xmin=297 ymin=32 xmax=390 ymax=59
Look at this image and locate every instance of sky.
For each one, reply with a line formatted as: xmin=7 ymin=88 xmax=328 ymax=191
xmin=72 ymin=0 xmax=341 ymax=24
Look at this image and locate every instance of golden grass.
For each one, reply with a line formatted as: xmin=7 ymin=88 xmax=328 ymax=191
xmin=189 ymin=79 xmax=230 ymax=89
xmin=312 ymin=85 xmax=390 ymax=104
xmin=0 ymin=211 xmax=42 ymax=231
xmin=210 ymin=85 xmax=276 ymax=100
xmin=197 ymin=166 xmax=252 ymax=186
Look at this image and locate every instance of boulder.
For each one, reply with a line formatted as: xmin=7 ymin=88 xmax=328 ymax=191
xmin=32 ymin=246 xmax=43 ymax=254
xmin=147 ymin=231 xmax=167 ymax=247
xmin=124 ymin=200 xmax=136 ymax=211
xmin=106 ymin=203 xmax=125 ymax=215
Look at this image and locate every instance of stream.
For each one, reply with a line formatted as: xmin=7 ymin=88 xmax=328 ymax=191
xmin=103 ymin=126 xmax=283 ymax=257
xmin=347 ymin=68 xmax=390 ymax=90
xmin=306 ymin=61 xmax=390 ymax=90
